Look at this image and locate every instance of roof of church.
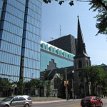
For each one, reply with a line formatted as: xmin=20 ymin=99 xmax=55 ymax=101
xmin=40 ymin=66 xmax=74 ymax=80
xmin=75 ymin=17 xmax=89 ymax=57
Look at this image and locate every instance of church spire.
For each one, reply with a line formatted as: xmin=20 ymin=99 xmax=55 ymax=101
xmin=76 ymin=16 xmax=87 ymax=56
xmin=74 ymin=16 xmax=91 ymax=70
xmin=77 ymin=16 xmax=84 ymax=43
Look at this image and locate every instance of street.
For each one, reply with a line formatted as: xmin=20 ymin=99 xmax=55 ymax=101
xmin=103 ymin=99 xmax=107 ymax=107
xmin=32 ymin=99 xmax=107 ymax=107
xmin=32 ymin=100 xmax=80 ymax=107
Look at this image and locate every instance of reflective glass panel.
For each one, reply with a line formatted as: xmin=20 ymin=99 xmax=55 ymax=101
xmin=41 ymin=51 xmax=74 ymax=72
xmin=0 ymin=0 xmax=3 ymax=16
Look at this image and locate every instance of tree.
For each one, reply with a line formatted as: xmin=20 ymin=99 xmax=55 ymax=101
xmin=0 ymin=78 xmax=11 ymax=96
xmin=84 ymin=66 xmax=107 ymax=96
xmin=17 ymin=79 xmax=25 ymax=95
xmin=24 ymin=79 xmax=40 ymax=96
xmin=43 ymin=0 xmax=107 ymax=35
xmin=89 ymin=0 xmax=107 ymax=35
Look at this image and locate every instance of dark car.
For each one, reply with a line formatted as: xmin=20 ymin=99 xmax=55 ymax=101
xmin=81 ymin=96 xmax=103 ymax=107
xmin=0 ymin=95 xmax=32 ymax=107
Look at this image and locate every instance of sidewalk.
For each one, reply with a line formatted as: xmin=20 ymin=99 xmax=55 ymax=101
xmin=32 ymin=97 xmax=80 ymax=104
xmin=32 ymin=97 xmax=65 ymax=104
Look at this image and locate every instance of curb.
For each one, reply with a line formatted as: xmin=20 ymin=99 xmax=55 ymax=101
xmin=33 ymin=100 xmax=66 ymax=104
xmin=32 ymin=99 xmax=80 ymax=104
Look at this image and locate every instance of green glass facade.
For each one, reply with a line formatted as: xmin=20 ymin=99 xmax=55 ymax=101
xmin=40 ymin=41 xmax=75 ymax=72
xmin=0 ymin=0 xmax=42 ymax=81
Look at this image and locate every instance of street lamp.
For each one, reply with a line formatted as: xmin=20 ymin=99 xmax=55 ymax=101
xmin=72 ymin=70 xmax=74 ymax=99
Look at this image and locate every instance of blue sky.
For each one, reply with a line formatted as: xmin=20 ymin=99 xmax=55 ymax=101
xmin=41 ymin=1 xmax=107 ymax=65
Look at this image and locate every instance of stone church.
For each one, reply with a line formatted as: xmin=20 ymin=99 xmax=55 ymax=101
xmin=41 ymin=17 xmax=91 ymax=98
xmin=73 ymin=17 xmax=91 ymax=98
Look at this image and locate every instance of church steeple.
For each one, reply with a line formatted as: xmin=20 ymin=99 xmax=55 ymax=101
xmin=76 ymin=16 xmax=87 ymax=57
xmin=74 ymin=17 xmax=91 ymax=70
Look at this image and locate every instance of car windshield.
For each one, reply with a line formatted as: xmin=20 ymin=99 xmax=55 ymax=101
xmin=2 ymin=97 xmax=13 ymax=102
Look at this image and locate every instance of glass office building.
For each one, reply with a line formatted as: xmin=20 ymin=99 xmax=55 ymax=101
xmin=0 ymin=0 xmax=42 ymax=81
xmin=41 ymin=41 xmax=75 ymax=72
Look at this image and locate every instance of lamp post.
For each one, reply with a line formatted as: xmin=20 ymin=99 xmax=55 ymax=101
xmin=72 ymin=70 xmax=74 ymax=99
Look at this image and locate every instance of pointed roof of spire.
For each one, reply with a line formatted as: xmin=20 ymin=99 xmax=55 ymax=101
xmin=77 ymin=16 xmax=84 ymax=43
xmin=76 ymin=16 xmax=88 ymax=57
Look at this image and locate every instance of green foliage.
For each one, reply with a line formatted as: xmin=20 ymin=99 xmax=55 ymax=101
xmin=43 ymin=0 xmax=74 ymax=6
xmin=89 ymin=0 xmax=107 ymax=35
xmin=84 ymin=66 xmax=107 ymax=96
xmin=24 ymin=79 xmax=44 ymax=96
xmin=17 ymin=79 xmax=25 ymax=95
xmin=85 ymin=66 xmax=107 ymax=84
xmin=25 ymin=79 xmax=40 ymax=89
xmin=0 ymin=78 xmax=12 ymax=96
xmin=45 ymin=80 xmax=51 ymax=97
xmin=0 ymin=78 xmax=11 ymax=90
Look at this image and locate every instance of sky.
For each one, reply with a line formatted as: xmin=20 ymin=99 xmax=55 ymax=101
xmin=41 ymin=1 xmax=107 ymax=65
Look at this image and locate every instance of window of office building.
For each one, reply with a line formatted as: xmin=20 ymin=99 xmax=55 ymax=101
xmin=0 ymin=0 xmax=42 ymax=81
xmin=23 ymin=0 xmax=41 ymax=79
xmin=0 ymin=0 xmax=3 ymax=17
xmin=40 ymin=41 xmax=74 ymax=72
xmin=41 ymin=51 xmax=74 ymax=72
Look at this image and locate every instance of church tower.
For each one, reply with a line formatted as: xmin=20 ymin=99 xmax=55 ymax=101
xmin=74 ymin=17 xmax=91 ymax=70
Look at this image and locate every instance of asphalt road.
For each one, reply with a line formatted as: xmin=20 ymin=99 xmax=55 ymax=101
xmin=32 ymin=99 xmax=107 ymax=107
xmin=102 ymin=99 xmax=107 ymax=107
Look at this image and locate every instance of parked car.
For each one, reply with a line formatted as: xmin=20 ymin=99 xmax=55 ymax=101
xmin=0 ymin=95 xmax=32 ymax=107
xmin=81 ymin=96 xmax=103 ymax=107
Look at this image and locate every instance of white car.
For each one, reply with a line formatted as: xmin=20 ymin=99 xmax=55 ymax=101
xmin=0 ymin=95 xmax=32 ymax=107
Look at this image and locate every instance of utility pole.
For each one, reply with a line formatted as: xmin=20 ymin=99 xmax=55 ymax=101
xmin=84 ymin=77 xmax=86 ymax=97
xmin=65 ymin=68 xmax=68 ymax=100
xmin=88 ymin=82 xmax=91 ymax=95
xmin=72 ymin=70 xmax=74 ymax=99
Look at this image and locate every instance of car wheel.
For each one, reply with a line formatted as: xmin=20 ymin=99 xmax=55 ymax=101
xmin=24 ymin=104 xmax=29 ymax=107
xmin=5 ymin=105 xmax=9 ymax=107
xmin=100 ymin=103 xmax=103 ymax=107
xmin=93 ymin=104 xmax=96 ymax=107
